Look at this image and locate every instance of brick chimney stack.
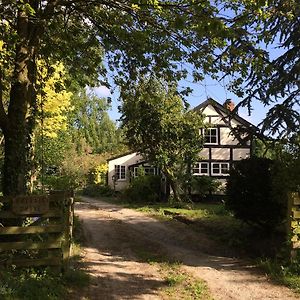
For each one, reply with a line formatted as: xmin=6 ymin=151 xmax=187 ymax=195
xmin=223 ymin=99 xmax=235 ymax=112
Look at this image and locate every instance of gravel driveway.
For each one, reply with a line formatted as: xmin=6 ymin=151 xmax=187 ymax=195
xmin=74 ymin=196 xmax=299 ymax=300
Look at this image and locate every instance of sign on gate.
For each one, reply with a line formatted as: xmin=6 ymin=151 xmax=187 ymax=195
xmin=12 ymin=196 xmax=50 ymax=215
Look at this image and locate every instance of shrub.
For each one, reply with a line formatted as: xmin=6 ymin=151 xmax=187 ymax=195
xmin=124 ymin=175 xmax=161 ymax=203
xmin=191 ymin=176 xmax=221 ymax=197
xmin=226 ymin=157 xmax=287 ymax=232
xmin=82 ymin=184 xmax=114 ymax=197
xmin=42 ymin=174 xmax=77 ymax=191
xmin=88 ymin=163 xmax=108 ymax=185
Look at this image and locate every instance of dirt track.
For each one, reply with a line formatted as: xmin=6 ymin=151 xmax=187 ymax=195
xmin=75 ymin=196 xmax=299 ymax=300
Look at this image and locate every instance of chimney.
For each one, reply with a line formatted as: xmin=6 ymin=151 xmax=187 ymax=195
xmin=223 ymin=99 xmax=235 ymax=112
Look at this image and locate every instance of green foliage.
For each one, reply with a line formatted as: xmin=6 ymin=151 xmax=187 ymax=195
xmin=191 ymin=176 xmax=222 ymax=197
xmin=35 ymin=131 xmax=73 ymax=171
xmin=42 ymin=174 xmax=76 ymax=191
xmin=259 ymin=258 xmax=300 ymax=293
xmin=216 ymin=0 xmax=300 ymax=138
xmin=1 ymin=0 xmax=299 ymax=195
xmin=88 ymin=163 xmax=108 ymax=185
xmin=123 ymin=175 xmax=161 ymax=203
xmin=69 ymin=89 xmax=124 ymax=154
xmin=0 ymin=265 xmax=90 ymax=300
xmin=226 ymin=157 xmax=287 ymax=231
xmin=63 ymin=268 xmax=90 ymax=288
xmin=121 ymin=78 xmax=205 ymax=202
xmin=0 ymin=269 xmax=65 ymax=300
xmin=39 ymin=143 xmax=109 ymax=191
xmin=82 ymin=184 xmax=114 ymax=197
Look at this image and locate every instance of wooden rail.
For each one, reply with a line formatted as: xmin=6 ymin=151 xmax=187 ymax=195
xmin=0 ymin=191 xmax=74 ymax=269
xmin=287 ymin=192 xmax=300 ymax=261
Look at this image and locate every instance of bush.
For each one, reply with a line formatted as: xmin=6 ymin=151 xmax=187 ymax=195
xmin=42 ymin=174 xmax=77 ymax=191
xmin=123 ymin=175 xmax=161 ymax=203
xmin=88 ymin=163 xmax=108 ymax=185
xmin=82 ymin=184 xmax=114 ymax=197
xmin=191 ymin=176 xmax=221 ymax=197
xmin=226 ymin=157 xmax=287 ymax=232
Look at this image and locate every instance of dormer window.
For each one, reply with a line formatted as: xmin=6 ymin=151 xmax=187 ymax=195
xmin=204 ymin=128 xmax=218 ymax=145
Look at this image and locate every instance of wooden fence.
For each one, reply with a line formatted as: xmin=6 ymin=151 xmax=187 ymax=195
xmin=0 ymin=191 xmax=74 ymax=269
xmin=287 ymin=192 xmax=300 ymax=261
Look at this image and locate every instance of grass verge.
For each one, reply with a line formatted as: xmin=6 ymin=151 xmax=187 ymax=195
xmin=0 ymin=215 xmax=89 ymax=300
xmin=159 ymin=261 xmax=213 ymax=300
xmin=132 ymin=242 xmax=212 ymax=300
xmin=259 ymin=259 xmax=300 ymax=293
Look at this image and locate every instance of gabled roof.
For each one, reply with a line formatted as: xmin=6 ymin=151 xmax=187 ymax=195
xmin=128 ymin=161 xmax=155 ymax=169
xmin=107 ymin=151 xmax=136 ymax=162
xmin=193 ymin=98 xmax=257 ymax=129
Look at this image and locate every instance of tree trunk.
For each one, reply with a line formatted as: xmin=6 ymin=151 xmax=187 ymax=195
xmin=167 ymin=175 xmax=182 ymax=203
xmin=1 ymin=6 xmax=38 ymax=196
xmin=2 ymin=125 xmax=32 ymax=196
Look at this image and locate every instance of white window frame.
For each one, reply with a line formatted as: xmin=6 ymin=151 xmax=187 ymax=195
xmin=204 ymin=128 xmax=218 ymax=145
xmin=193 ymin=162 xmax=209 ymax=176
xmin=133 ymin=166 xmax=157 ymax=177
xmin=211 ymin=162 xmax=230 ymax=176
xmin=144 ymin=166 xmax=156 ymax=176
xmin=115 ymin=165 xmax=126 ymax=180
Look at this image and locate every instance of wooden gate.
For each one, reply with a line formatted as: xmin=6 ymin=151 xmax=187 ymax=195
xmin=287 ymin=192 xmax=300 ymax=261
xmin=0 ymin=191 xmax=74 ymax=268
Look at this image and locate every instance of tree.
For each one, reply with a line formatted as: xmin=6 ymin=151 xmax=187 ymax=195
xmin=37 ymin=61 xmax=73 ymax=139
xmin=27 ymin=61 xmax=74 ymax=191
xmin=0 ymin=0 xmax=245 ymax=195
xmin=215 ymin=0 xmax=300 ymax=138
xmin=120 ymin=78 xmax=205 ymax=202
xmin=69 ymin=89 xmax=123 ymax=154
xmin=226 ymin=157 xmax=288 ymax=232
xmin=3 ymin=0 xmax=298 ymax=195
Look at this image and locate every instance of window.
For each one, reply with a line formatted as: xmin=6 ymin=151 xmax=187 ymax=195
xmin=144 ymin=167 xmax=156 ymax=176
xmin=115 ymin=165 xmax=126 ymax=180
xmin=133 ymin=166 xmax=156 ymax=177
xmin=204 ymin=128 xmax=218 ymax=144
xmin=211 ymin=163 xmax=229 ymax=176
xmin=193 ymin=162 xmax=209 ymax=175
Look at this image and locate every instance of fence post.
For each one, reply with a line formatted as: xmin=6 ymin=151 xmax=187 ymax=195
xmin=288 ymin=192 xmax=300 ymax=262
xmin=62 ymin=191 xmax=74 ymax=262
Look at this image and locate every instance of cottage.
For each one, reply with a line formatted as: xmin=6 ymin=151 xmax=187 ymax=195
xmin=192 ymin=98 xmax=256 ymax=187
xmin=107 ymin=98 xmax=257 ymax=191
xmin=107 ymin=152 xmax=159 ymax=192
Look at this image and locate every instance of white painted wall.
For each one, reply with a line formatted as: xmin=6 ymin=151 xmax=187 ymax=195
xmin=233 ymin=148 xmax=250 ymax=160
xmin=108 ymin=152 xmax=144 ymax=191
xmin=220 ymin=127 xmax=238 ymax=145
xmin=202 ymin=105 xmax=217 ymax=115
xmin=211 ymin=148 xmax=230 ymax=160
xmin=210 ymin=116 xmax=225 ymax=125
xmin=199 ymin=148 xmax=209 ymax=159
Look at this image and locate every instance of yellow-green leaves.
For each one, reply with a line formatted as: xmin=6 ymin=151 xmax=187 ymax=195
xmin=37 ymin=61 xmax=73 ymax=138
